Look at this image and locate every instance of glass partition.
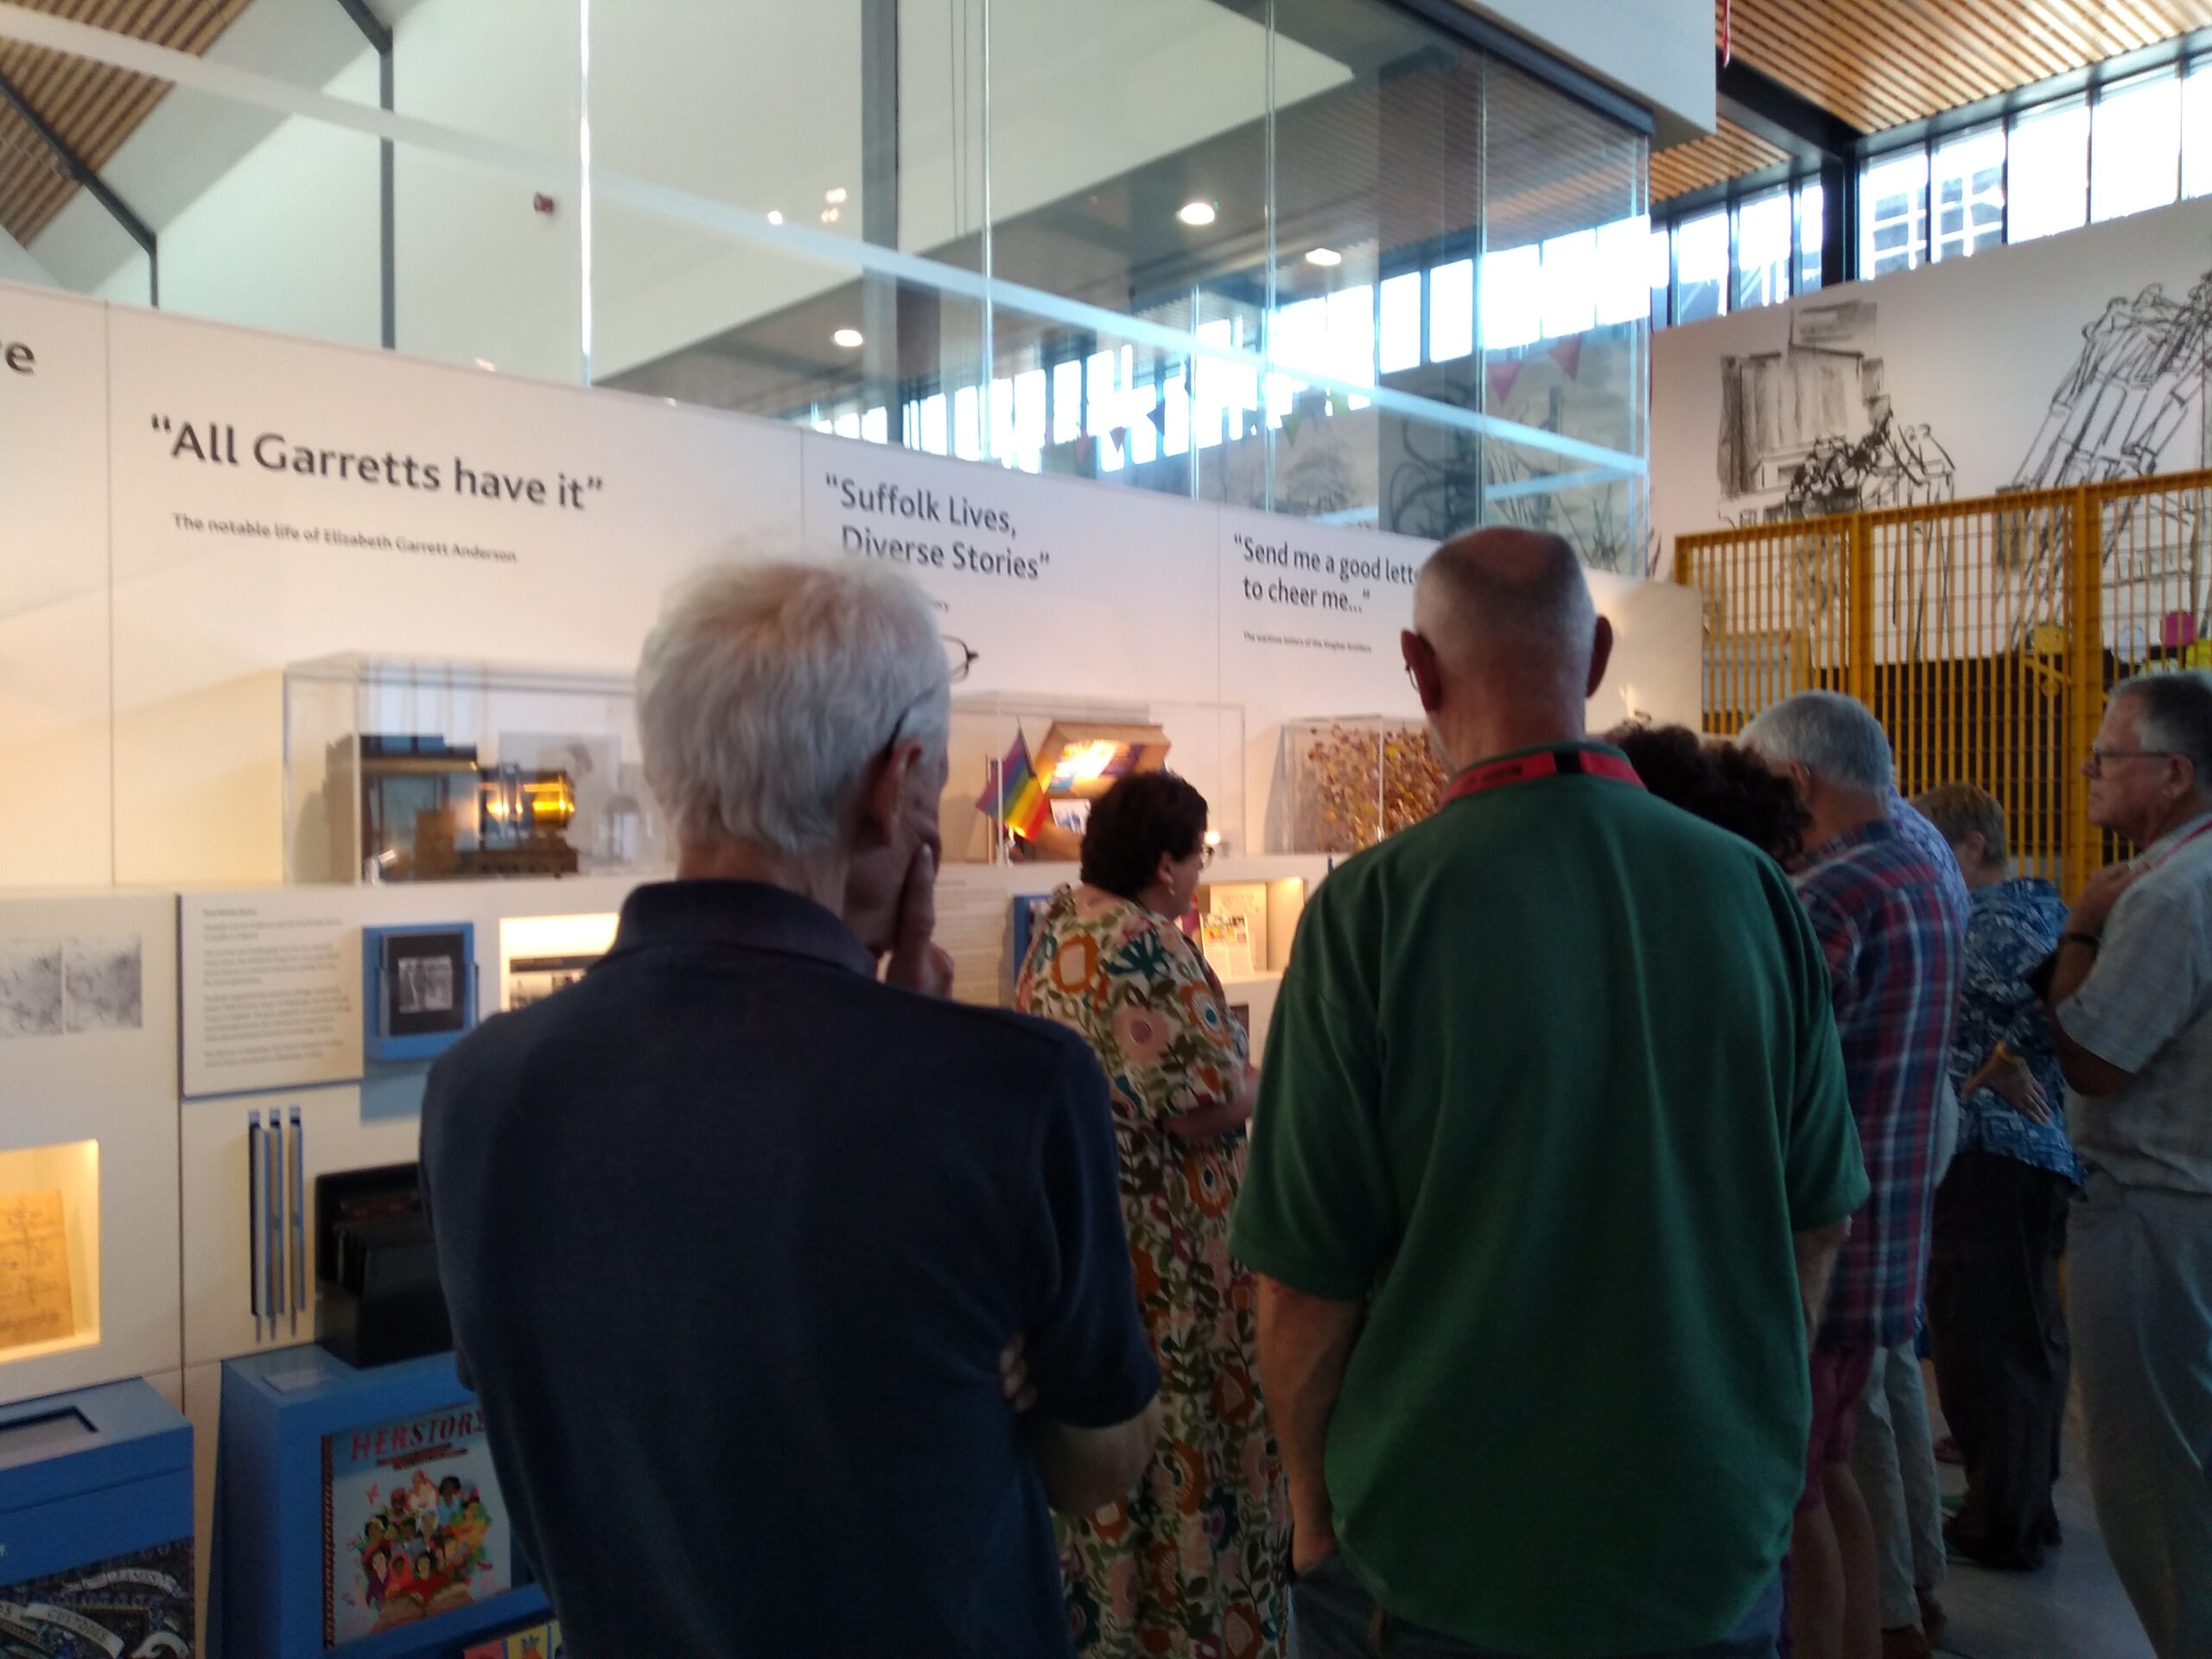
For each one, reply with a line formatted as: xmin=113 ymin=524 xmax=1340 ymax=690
xmin=0 ymin=0 xmax=1649 ymax=563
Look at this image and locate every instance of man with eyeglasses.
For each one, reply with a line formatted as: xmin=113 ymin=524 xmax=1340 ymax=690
xmin=420 ymin=563 xmax=1161 ymax=1658
xmin=2041 ymin=668 xmax=2212 ymax=1659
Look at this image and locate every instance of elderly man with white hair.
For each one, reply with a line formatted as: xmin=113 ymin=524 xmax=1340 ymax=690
xmin=1741 ymin=691 xmax=1966 ymax=1659
xmin=421 ymin=560 xmax=1162 ymax=1659
xmin=2041 ymin=669 xmax=2212 ymax=1659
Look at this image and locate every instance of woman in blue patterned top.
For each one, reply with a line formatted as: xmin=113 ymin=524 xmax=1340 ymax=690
xmin=1913 ymin=784 xmax=2082 ymax=1573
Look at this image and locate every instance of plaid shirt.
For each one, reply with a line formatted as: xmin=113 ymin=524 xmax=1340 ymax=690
xmin=1795 ymin=812 xmax=1967 ymax=1349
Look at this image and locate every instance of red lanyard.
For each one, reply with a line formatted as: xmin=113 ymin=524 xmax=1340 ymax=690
xmin=1440 ymin=747 xmax=1645 ymax=806
xmin=2141 ymin=811 xmax=2212 ymax=874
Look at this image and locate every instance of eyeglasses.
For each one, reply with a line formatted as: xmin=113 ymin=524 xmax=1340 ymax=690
xmin=880 ymin=641 xmax=976 ymax=756
xmin=2086 ymin=744 xmax=2177 ymax=774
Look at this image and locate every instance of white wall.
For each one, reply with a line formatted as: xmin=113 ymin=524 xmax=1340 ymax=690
xmin=0 ymin=231 xmax=54 ymax=288
xmin=1652 ymin=196 xmax=2212 ymax=573
xmin=35 ymin=0 xmax=416 ymax=296
xmin=1457 ymin=0 xmax=1712 ymax=142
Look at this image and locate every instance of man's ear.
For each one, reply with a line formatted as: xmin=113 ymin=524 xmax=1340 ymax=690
xmin=1402 ymin=630 xmax=1442 ymax=712
xmin=859 ymin=741 xmax=919 ymax=849
xmin=1586 ymin=615 xmax=1615 ymax=701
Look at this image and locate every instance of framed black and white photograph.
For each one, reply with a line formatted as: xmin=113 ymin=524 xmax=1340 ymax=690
xmin=364 ymin=925 xmax=475 ymax=1059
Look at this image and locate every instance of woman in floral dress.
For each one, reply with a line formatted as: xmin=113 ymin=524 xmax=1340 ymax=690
xmin=1014 ymin=771 xmax=1289 ymax=1659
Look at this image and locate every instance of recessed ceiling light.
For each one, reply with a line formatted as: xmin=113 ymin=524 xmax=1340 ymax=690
xmin=473 ymin=358 xmax=496 ymax=372
xmin=820 ymin=207 xmax=841 ymax=224
xmin=766 ymin=209 xmax=785 ymax=226
xmin=1177 ymin=200 xmax=1217 ymax=227
xmin=833 ymin=327 xmax=865 ymax=349
xmin=1305 ymin=246 xmax=1344 ymax=267
xmin=825 ymin=187 xmax=849 ymax=205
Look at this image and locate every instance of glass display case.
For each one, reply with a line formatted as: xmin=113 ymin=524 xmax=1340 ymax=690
xmin=498 ymin=912 xmax=619 ymax=1013
xmin=1268 ymin=716 xmax=1445 ymax=855
xmin=945 ymin=695 xmax=1245 ymax=865
xmin=0 ymin=1141 xmax=101 ymax=1368
xmin=284 ymin=656 xmax=670 ymax=885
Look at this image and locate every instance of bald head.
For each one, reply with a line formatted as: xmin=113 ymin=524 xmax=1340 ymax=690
xmin=1414 ymin=527 xmax=1598 ymax=694
xmin=1402 ymin=526 xmax=1611 ymax=767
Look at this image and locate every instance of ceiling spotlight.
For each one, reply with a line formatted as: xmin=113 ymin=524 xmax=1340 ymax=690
xmin=825 ymin=186 xmax=849 ymax=205
xmin=1204 ymin=829 xmax=1223 ymax=847
xmin=833 ymin=327 xmax=865 ymax=349
xmin=1305 ymin=246 xmax=1343 ymax=267
xmin=473 ymin=358 xmax=497 ymax=372
xmin=820 ymin=207 xmax=841 ymax=224
xmin=766 ymin=209 xmax=785 ymax=226
xmin=1177 ymin=200 xmax=1217 ymax=227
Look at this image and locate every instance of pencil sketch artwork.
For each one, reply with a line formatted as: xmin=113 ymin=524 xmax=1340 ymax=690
xmin=1999 ymin=270 xmax=2212 ymax=656
xmin=0 ymin=940 xmax=65 ymax=1039
xmin=1704 ymin=299 xmax=1956 ymax=652
xmin=63 ymin=937 xmax=143 ymax=1033
xmin=1716 ymin=300 xmax=1955 ymax=524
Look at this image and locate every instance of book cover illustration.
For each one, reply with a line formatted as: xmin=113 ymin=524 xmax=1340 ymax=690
xmin=463 ymin=1618 xmax=563 ymax=1659
xmin=0 ymin=1536 xmax=194 ymax=1657
xmin=323 ymin=1403 xmax=511 ymax=1646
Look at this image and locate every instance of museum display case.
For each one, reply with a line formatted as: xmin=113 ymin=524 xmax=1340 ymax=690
xmin=1268 ymin=716 xmax=1446 ymax=855
xmin=0 ymin=1380 xmax=194 ymax=1656
xmin=947 ymin=695 xmax=1246 ymax=866
xmin=284 ymin=656 xmax=671 ymax=886
xmin=0 ymin=893 xmax=181 ymax=1411
xmin=213 ymin=1348 xmax=548 ymax=1658
xmin=498 ymin=912 xmax=620 ymax=1013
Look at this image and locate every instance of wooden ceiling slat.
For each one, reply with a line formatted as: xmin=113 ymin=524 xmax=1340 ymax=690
xmin=1811 ymin=7 xmax=1991 ymax=120
xmin=1660 ymin=0 xmax=2212 ymax=207
xmin=0 ymin=0 xmax=255 ymax=245
xmin=1930 ymin=0 xmax=2079 ymax=83
xmin=1732 ymin=4 xmax=1964 ymax=129
xmin=1827 ymin=0 xmax=1999 ymax=114
xmin=1652 ymin=118 xmax=1790 ymax=202
xmin=1901 ymin=0 xmax=2075 ymax=93
xmin=51 ymin=67 xmax=144 ymax=161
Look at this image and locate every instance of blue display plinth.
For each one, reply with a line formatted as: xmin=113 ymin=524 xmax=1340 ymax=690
xmin=0 ymin=1378 xmax=194 ymax=1654
xmin=213 ymin=1347 xmax=547 ymax=1659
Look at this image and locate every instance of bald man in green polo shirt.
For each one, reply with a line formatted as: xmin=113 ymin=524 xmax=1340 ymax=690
xmin=1230 ymin=528 xmax=1867 ymax=1659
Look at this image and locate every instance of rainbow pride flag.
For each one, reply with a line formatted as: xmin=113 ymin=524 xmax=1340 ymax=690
xmin=978 ymin=731 xmax=1051 ymax=840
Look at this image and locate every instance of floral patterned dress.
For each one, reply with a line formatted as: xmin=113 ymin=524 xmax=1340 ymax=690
xmin=1014 ymin=883 xmax=1290 ymax=1659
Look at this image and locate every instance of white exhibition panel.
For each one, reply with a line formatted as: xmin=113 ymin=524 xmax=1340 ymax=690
xmin=176 ymin=874 xmax=639 ymax=1370
xmin=0 ymin=890 xmax=181 ymax=1406
xmin=2 ymin=276 xmax=1692 ymax=898
xmin=101 ymin=302 xmax=803 ymax=888
xmin=797 ymin=434 xmax=1221 ymax=705
xmin=0 ymin=289 xmax=112 ymax=890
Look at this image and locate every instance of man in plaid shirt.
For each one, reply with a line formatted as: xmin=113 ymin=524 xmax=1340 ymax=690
xmin=1745 ymin=693 xmax=1966 ymax=1659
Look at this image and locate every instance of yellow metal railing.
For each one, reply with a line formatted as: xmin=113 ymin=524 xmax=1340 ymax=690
xmin=1677 ymin=468 xmax=2212 ymax=897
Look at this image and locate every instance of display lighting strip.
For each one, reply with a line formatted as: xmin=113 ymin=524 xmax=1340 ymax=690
xmin=0 ymin=3 xmax=1647 ymax=486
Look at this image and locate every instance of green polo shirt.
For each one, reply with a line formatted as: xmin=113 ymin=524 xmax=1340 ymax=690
xmin=1231 ymin=742 xmax=1865 ymax=1657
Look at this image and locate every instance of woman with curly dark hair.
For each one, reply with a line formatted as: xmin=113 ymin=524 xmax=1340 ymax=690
xmin=1610 ymin=721 xmax=1813 ymax=866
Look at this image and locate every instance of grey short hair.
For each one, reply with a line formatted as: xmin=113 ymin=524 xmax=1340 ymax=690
xmin=637 ymin=560 xmax=950 ymax=856
xmin=1739 ymin=690 xmax=1896 ymax=793
xmin=2113 ymin=669 xmax=2212 ymax=790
